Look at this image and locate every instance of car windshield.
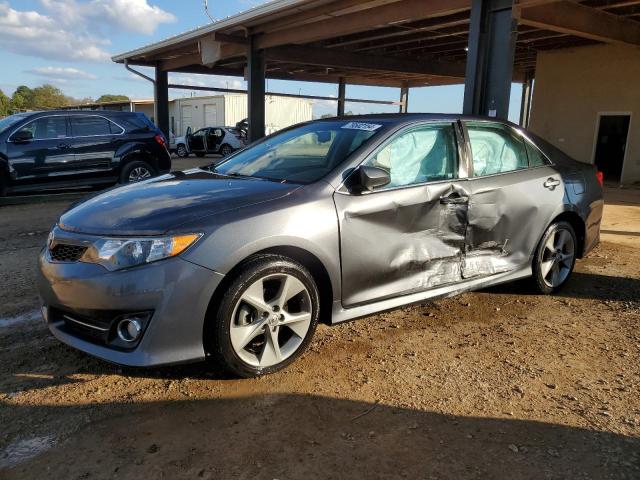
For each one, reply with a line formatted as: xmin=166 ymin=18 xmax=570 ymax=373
xmin=214 ymin=120 xmax=386 ymax=184
xmin=0 ymin=113 xmax=29 ymax=134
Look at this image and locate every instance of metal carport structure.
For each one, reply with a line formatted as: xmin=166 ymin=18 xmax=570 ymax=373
xmin=112 ymin=0 xmax=640 ymax=142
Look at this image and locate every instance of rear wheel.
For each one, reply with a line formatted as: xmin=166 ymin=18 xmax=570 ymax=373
xmin=176 ymin=144 xmax=188 ymax=157
xmin=120 ymin=160 xmax=156 ymax=184
xmin=220 ymin=144 xmax=233 ymax=156
xmin=532 ymin=221 xmax=577 ymax=294
xmin=208 ymin=255 xmax=320 ymax=377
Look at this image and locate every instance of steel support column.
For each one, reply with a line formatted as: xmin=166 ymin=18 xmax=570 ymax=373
xmin=248 ymin=36 xmax=266 ymax=142
xmin=399 ymin=81 xmax=409 ymax=113
xmin=463 ymin=0 xmax=517 ymax=119
xmin=154 ymin=66 xmax=170 ymax=139
xmin=519 ymin=71 xmax=534 ymax=128
xmin=337 ymin=77 xmax=346 ymax=116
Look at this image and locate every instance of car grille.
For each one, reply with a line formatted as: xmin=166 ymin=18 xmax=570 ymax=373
xmin=49 ymin=244 xmax=87 ymax=262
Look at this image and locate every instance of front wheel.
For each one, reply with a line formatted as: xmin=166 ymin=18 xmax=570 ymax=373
xmin=176 ymin=143 xmax=189 ymax=157
xmin=532 ymin=221 xmax=577 ymax=294
xmin=208 ymin=255 xmax=320 ymax=377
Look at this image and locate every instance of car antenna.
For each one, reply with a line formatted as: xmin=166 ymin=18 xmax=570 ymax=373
xmin=203 ymin=0 xmax=215 ymax=23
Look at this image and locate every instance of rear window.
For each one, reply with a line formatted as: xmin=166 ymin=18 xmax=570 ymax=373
xmin=71 ymin=116 xmax=122 ymax=136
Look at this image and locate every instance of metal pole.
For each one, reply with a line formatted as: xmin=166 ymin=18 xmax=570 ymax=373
xmin=248 ymin=35 xmax=266 ymax=142
xmin=463 ymin=0 xmax=517 ymax=119
xmin=519 ymin=71 xmax=534 ymax=128
xmin=154 ymin=65 xmax=170 ymax=139
xmin=399 ymin=81 xmax=409 ymax=113
xmin=337 ymin=77 xmax=346 ymax=116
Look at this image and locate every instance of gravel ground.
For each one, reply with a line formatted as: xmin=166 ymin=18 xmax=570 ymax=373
xmin=0 ymin=179 xmax=638 ymax=479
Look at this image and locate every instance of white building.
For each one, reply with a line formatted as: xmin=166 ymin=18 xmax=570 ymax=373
xmin=65 ymin=94 xmax=313 ymax=137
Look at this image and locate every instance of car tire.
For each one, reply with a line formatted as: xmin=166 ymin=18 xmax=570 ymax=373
xmin=220 ymin=144 xmax=233 ymax=156
xmin=195 ymin=152 xmax=206 ymax=158
xmin=531 ymin=221 xmax=577 ymax=294
xmin=176 ymin=144 xmax=189 ymax=157
xmin=208 ymin=254 xmax=320 ymax=378
xmin=119 ymin=160 xmax=157 ymax=184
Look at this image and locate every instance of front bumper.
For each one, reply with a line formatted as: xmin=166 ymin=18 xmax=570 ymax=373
xmin=37 ymin=250 xmax=224 ymax=367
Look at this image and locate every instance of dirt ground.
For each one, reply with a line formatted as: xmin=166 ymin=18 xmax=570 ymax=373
xmin=0 ymin=171 xmax=638 ymax=479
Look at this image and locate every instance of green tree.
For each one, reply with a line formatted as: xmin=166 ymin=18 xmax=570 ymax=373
xmin=29 ymin=84 xmax=69 ymax=110
xmin=0 ymin=89 xmax=10 ymax=116
xmin=96 ymin=94 xmax=130 ymax=103
xmin=11 ymin=85 xmax=33 ymax=111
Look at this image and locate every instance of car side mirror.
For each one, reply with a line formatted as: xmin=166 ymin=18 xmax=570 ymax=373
xmin=11 ymin=130 xmax=33 ymax=143
xmin=350 ymin=166 xmax=391 ymax=193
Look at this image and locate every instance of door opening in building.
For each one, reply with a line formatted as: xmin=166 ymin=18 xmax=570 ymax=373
xmin=594 ymin=114 xmax=630 ymax=183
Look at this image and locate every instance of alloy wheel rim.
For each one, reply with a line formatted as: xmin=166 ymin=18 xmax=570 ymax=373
xmin=128 ymin=167 xmax=152 ymax=182
xmin=177 ymin=145 xmax=186 ymax=156
xmin=230 ymin=273 xmax=312 ymax=368
xmin=540 ymin=227 xmax=575 ymax=288
xmin=222 ymin=145 xmax=232 ymax=156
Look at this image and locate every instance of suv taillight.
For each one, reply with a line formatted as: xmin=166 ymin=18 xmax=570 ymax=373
xmin=596 ymin=170 xmax=604 ymax=188
xmin=154 ymin=134 xmax=167 ymax=149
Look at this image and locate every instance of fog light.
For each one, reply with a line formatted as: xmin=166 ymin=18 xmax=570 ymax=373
xmin=116 ymin=318 xmax=143 ymax=342
xmin=41 ymin=305 xmax=49 ymax=323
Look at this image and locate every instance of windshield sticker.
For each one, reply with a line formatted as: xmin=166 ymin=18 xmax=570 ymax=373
xmin=341 ymin=122 xmax=382 ymax=132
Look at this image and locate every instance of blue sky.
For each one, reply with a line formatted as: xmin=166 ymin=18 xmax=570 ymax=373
xmin=0 ymin=0 xmax=523 ymax=121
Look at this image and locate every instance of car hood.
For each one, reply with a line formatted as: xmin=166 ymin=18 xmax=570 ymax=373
xmin=59 ymin=169 xmax=300 ymax=236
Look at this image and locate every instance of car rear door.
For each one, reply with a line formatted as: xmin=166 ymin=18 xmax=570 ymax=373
xmin=68 ymin=115 xmax=123 ymax=179
xmin=334 ymin=122 xmax=471 ymax=307
xmin=6 ymin=115 xmax=73 ymax=186
xmin=460 ymin=120 xmax=565 ymax=278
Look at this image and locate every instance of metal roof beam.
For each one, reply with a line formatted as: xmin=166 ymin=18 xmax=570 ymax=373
xmin=515 ymin=0 xmax=640 ymax=46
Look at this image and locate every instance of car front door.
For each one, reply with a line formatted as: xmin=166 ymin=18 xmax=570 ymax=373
xmin=461 ymin=121 xmax=565 ymax=278
xmin=68 ymin=115 xmax=123 ymax=179
xmin=6 ymin=115 xmax=73 ymax=186
xmin=188 ymin=128 xmax=207 ymax=152
xmin=334 ymin=122 xmax=470 ymax=307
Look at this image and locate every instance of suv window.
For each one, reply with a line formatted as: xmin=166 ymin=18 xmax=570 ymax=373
xmin=70 ymin=116 xmax=121 ymax=136
xmin=14 ymin=116 xmax=68 ymax=140
xmin=363 ymin=123 xmax=458 ymax=188
xmin=524 ymin=140 xmax=549 ymax=167
xmin=467 ymin=123 xmax=528 ymax=176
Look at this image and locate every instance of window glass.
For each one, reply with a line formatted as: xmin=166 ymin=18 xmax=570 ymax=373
xmin=363 ymin=123 xmax=458 ymax=188
xmin=525 ymin=140 xmax=549 ymax=167
xmin=14 ymin=116 xmax=67 ymax=140
xmin=215 ymin=120 xmax=383 ymax=184
xmin=467 ymin=123 xmax=528 ymax=176
xmin=70 ymin=116 xmax=114 ymax=136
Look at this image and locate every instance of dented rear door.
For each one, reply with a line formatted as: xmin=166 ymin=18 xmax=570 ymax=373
xmin=334 ymin=122 xmax=470 ymax=307
xmin=461 ymin=121 xmax=565 ymax=278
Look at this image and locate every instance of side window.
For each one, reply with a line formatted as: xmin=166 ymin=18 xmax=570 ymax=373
xmin=467 ymin=123 xmax=528 ymax=176
xmin=525 ymin=140 xmax=549 ymax=167
xmin=70 ymin=116 xmax=114 ymax=137
xmin=14 ymin=116 xmax=68 ymax=140
xmin=363 ymin=123 xmax=458 ymax=188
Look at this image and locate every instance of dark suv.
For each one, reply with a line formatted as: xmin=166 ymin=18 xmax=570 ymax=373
xmin=0 ymin=110 xmax=171 ymax=195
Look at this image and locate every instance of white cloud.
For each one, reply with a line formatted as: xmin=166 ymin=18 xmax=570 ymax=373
xmin=0 ymin=0 xmax=175 ymax=63
xmin=41 ymin=0 xmax=176 ymax=35
xmin=26 ymin=66 xmax=97 ymax=81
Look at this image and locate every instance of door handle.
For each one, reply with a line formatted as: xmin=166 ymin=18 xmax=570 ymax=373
xmin=440 ymin=193 xmax=469 ymax=205
xmin=543 ymin=177 xmax=561 ymax=189
xmin=56 ymin=143 xmax=71 ymax=149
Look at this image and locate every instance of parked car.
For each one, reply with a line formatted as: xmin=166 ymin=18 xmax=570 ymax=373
xmin=37 ymin=115 xmax=604 ymax=377
xmin=176 ymin=126 xmax=245 ymax=158
xmin=0 ymin=110 xmax=171 ymax=196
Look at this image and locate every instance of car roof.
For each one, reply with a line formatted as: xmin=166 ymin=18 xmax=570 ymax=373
xmin=23 ymin=110 xmax=139 ymax=117
xmin=316 ymin=113 xmax=519 ymax=128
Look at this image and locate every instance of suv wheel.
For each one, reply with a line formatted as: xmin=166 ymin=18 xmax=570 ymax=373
xmin=120 ymin=160 xmax=156 ymax=184
xmin=176 ymin=144 xmax=188 ymax=157
xmin=532 ymin=221 xmax=577 ymax=294
xmin=208 ymin=255 xmax=320 ymax=377
xmin=220 ymin=144 xmax=233 ymax=156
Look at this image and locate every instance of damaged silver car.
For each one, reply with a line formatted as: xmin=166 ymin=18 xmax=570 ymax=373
xmin=38 ymin=115 xmax=604 ymax=377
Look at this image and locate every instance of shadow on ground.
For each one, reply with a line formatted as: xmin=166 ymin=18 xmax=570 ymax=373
xmin=2 ymin=394 xmax=639 ymax=479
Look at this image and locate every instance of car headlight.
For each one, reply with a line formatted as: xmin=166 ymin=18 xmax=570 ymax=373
xmin=84 ymin=234 xmax=202 ymax=270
